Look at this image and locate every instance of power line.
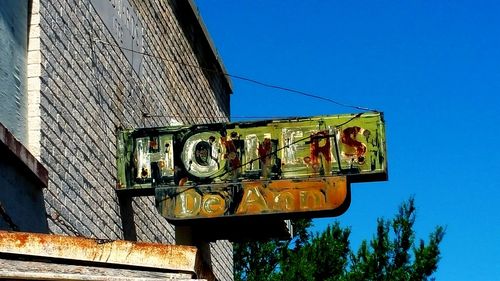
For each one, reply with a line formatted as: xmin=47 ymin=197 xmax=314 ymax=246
xmin=92 ymin=38 xmax=379 ymax=113
xmin=225 ymin=74 xmax=377 ymax=112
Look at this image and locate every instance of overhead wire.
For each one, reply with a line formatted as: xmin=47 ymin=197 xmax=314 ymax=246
xmin=92 ymin=38 xmax=380 ymax=114
xmin=91 ymin=39 xmax=382 ymax=186
xmin=92 ymin=38 xmax=376 ymax=179
xmin=225 ymin=74 xmax=377 ymax=112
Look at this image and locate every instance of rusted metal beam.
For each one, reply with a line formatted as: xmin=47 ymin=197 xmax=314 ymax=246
xmin=0 ymin=231 xmax=199 ymax=274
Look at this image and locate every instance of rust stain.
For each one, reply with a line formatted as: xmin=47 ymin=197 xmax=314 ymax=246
xmin=0 ymin=231 xmax=198 ymax=273
xmin=13 ymin=232 xmax=29 ymax=247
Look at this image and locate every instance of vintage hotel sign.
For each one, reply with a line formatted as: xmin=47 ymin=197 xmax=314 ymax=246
xmin=116 ymin=112 xmax=387 ymax=222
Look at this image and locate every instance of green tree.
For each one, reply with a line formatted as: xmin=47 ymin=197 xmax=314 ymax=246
xmin=234 ymin=198 xmax=445 ymax=281
xmin=234 ymin=219 xmax=312 ymax=281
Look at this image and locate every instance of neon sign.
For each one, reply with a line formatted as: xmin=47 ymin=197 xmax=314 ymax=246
xmin=116 ymin=112 xmax=387 ymax=221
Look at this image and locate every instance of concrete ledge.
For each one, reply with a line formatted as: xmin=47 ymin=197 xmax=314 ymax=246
xmin=0 ymin=231 xmax=216 ymax=280
xmin=0 ymin=258 xmax=201 ymax=281
xmin=0 ymin=231 xmax=196 ymax=273
xmin=0 ymin=123 xmax=47 ymax=187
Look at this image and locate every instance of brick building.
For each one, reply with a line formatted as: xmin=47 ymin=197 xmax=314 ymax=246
xmin=1 ymin=0 xmax=233 ymax=280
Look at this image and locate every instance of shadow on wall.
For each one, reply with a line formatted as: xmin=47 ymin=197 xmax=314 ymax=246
xmin=0 ymin=0 xmax=29 ymax=145
xmin=0 ymin=123 xmax=49 ymax=233
xmin=117 ymin=193 xmax=138 ymax=241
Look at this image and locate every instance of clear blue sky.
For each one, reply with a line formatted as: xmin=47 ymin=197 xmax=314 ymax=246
xmin=195 ymin=1 xmax=500 ymax=280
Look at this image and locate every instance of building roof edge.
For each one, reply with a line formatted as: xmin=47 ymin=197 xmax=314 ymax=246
xmin=186 ymin=0 xmax=233 ymax=93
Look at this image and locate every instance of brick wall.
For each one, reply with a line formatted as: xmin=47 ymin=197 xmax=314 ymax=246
xmin=210 ymin=240 xmax=234 ymax=279
xmin=27 ymin=0 xmax=233 ymax=280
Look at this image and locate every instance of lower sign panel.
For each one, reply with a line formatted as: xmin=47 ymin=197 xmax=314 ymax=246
xmin=155 ymin=177 xmax=349 ymax=222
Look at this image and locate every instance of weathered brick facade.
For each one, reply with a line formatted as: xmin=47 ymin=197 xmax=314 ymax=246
xmin=27 ymin=0 xmax=233 ymax=280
